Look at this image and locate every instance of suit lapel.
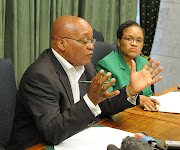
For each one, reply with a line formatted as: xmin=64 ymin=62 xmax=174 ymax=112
xmin=47 ymin=49 xmax=74 ymax=106
xmin=79 ymin=64 xmax=95 ymax=99
xmin=135 ymin=56 xmax=144 ymax=71
xmin=79 ymin=73 xmax=89 ymax=98
xmin=118 ymin=52 xmax=131 ymax=82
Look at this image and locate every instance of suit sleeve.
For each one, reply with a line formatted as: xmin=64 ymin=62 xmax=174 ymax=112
xmin=21 ymin=71 xmax=99 ymax=145
xmin=99 ymin=86 xmax=139 ymax=118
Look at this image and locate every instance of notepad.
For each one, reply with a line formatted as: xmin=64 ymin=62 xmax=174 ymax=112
xmin=54 ymin=127 xmax=134 ymax=150
xmin=151 ymin=92 xmax=180 ymax=113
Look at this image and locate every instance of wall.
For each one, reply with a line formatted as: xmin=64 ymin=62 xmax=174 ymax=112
xmin=151 ymin=0 xmax=180 ymax=94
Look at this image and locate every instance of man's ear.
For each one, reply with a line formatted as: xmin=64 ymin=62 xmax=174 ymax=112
xmin=57 ymin=39 xmax=66 ymax=51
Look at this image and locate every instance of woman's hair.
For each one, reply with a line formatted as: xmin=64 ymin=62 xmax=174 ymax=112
xmin=117 ymin=21 xmax=144 ymax=39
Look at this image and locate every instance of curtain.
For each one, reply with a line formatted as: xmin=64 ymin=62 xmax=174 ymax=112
xmin=140 ymin=0 xmax=161 ymax=59
xmin=4 ymin=0 xmax=80 ymax=85
xmin=80 ymin=0 xmax=137 ymax=44
xmin=1 ymin=0 xmax=137 ymax=86
xmin=0 ymin=0 xmax=6 ymax=58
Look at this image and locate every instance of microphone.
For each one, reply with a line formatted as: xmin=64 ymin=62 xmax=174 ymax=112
xmin=107 ymin=136 xmax=155 ymax=150
xmin=135 ymin=132 xmax=166 ymax=150
xmin=107 ymin=144 xmax=119 ymax=150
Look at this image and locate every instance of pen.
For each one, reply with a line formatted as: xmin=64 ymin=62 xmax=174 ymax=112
xmin=154 ymin=102 xmax=156 ymax=106
xmin=78 ymin=81 xmax=108 ymax=84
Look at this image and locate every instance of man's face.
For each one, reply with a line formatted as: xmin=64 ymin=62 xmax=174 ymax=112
xmin=117 ymin=26 xmax=144 ymax=59
xmin=62 ymin=24 xmax=94 ymax=67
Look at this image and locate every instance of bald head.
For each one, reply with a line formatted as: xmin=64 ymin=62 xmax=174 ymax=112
xmin=50 ymin=15 xmax=94 ymax=67
xmin=51 ymin=15 xmax=91 ymax=40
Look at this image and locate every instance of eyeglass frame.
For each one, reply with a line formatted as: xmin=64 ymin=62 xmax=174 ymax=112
xmin=122 ymin=36 xmax=144 ymax=44
xmin=61 ymin=37 xmax=96 ymax=46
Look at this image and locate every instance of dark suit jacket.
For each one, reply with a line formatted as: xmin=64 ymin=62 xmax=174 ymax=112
xmin=7 ymin=48 xmax=137 ymax=150
xmin=93 ymin=29 xmax=104 ymax=42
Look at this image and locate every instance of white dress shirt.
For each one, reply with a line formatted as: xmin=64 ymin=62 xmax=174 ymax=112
xmin=52 ymin=48 xmax=101 ymax=117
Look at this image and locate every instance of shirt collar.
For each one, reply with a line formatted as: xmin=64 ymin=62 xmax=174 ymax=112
xmin=51 ymin=48 xmax=85 ymax=73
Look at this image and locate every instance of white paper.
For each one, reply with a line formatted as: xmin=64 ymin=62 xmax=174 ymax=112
xmin=54 ymin=127 xmax=134 ymax=150
xmin=151 ymin=92 xmax=180 ymax=113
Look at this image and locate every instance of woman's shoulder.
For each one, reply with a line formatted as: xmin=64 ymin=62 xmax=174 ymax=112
xmin=99 ymin=50 xmax=119 ymax=62
xmin=136 ymin=55 xmax=149 ymax=64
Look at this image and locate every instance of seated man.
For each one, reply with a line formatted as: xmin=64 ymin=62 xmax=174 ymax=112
xmin=7 ymin=15 xmax=163 ymax=150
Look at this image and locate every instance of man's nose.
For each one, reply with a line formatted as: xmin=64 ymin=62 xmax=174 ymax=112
xmin=88 ymin=42 xmax=94 ymax=50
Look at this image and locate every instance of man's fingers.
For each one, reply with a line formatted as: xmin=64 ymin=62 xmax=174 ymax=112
xmin=151 ymin=66 xmax=163 ymax=79
xmin=106 ymin=90 xmax=120 ymax=98
xmin=144 ymin=105 xmax=150 ymax=111
xmin=149 ymin=105 xmax=158 ymax=111
xmin=150 ymin=98 xmax=160 ymax=106
xmin=147 ymin=98 xmax=159 ymax=111
xmin=103 ymin=78 xmax=116 ymax=91
xmin=149 ymin=61 xmax=161 ymax=74
xmin=144 ymin=103 xmax=158 ymax=112
xmin=143 ymin=58 xmax=154 ymax=70
xmin=152 ymin=76 xmax=163 ymax=84
xmin=92 ymin=70 xmax=114 ymax=87
xmin=92 ymin=69 xmax=104 ymax=84
xmin=130 ymin=60 xmax=136 ymax=72
xmin=100 ymin=72 xmax=112 ymax=86
xmin=150 ymin=65 xmax=163 ymax=85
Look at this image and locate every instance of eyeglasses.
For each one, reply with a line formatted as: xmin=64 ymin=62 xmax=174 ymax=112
xmin=123 ymin=37 xmax=143 ymax=44
xmin=61 ymin=37 xmax=96 ymax=46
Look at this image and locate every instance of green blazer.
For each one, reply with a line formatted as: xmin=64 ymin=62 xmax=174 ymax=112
xmin=96 ymin=50 xmax=152 ymax=97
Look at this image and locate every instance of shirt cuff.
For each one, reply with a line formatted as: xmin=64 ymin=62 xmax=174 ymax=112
xmin=127 ymin=94 xmax=138 ymax=105
xmin=83 ymin=94 xmax=102 ymax=117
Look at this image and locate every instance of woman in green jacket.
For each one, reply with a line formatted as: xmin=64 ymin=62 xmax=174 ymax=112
xmin=96 ymin=21 xmax=160 ymax=111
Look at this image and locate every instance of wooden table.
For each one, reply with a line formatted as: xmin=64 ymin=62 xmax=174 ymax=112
xmin=99 ymin=106 xmax=180 ymax=142
xmin=27 ymin=85 xmax=180 ymax=149
xmin=98 ymin=85 xmax=180 ymax=144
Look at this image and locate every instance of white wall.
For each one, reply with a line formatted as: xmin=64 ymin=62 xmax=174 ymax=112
xmin=151 ymin=0 xmax=180 ymax=94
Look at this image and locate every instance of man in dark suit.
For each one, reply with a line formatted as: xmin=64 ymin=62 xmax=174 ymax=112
xmin=7 ymin=15 xmax=163 ymax=150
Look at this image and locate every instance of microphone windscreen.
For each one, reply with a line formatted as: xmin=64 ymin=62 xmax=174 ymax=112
xmin=120 ymin=136 xmax=154 ymax=150
xmin=107 ymin=144 xmax=119 ymax=150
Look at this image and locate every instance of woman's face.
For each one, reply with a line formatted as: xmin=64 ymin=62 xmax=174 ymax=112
xmin=117 ymin=26 xmax=144 ymax=59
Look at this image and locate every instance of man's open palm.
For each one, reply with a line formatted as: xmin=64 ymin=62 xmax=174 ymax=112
xmin=129 ymin=59 xmax=163 ymax=95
